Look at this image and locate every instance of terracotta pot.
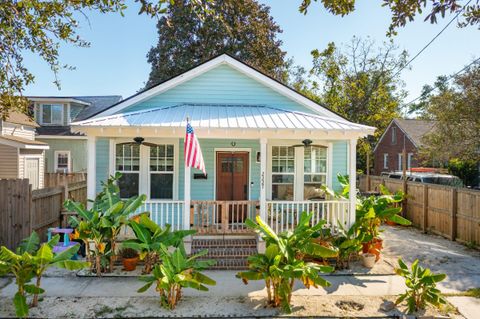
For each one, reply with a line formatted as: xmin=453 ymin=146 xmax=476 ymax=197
xmin=362 ymin=253 xmax=376 ymax=268
xmin=362 ymin=238 xmax=383 ymax=261
xmin=386 ymin=220 xmax=397 ymax=226
xmin=122 ymin=257 xmax=138 ymax=271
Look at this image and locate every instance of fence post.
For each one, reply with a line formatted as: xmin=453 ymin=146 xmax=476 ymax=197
xmin=422 ymin=184 xmax=428 ymax=233
xmin=451 ymin=188 xmax=458 ymax=241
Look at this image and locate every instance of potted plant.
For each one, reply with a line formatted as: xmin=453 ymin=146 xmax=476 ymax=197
xmin=120 ymin=248 xmax=139 ymax=271
xmin=361 ymin=253 xmax=376 ymax=268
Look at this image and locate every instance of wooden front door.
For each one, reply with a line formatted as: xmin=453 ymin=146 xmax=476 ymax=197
xmin=216 ymin=152 xmax=249 ymax=223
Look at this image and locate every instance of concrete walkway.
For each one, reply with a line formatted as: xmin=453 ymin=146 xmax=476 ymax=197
xmin=0 ymin=271 xmax=408 ymax=298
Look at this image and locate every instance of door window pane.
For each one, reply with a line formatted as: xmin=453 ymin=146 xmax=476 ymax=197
xmin=118 ymin=173 xmax=139 ymax=198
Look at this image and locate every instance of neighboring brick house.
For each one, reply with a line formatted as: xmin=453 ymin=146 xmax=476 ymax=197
xmin=373 ymin=119 xmax=435 ymax=175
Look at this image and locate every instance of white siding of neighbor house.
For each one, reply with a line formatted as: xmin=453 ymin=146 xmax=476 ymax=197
xmin=1 ymin=122 xmax=36 ymax=140
xmin=0 ymin=144 xmax=19 ymax=179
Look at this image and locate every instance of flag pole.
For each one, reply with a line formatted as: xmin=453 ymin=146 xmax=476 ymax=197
xmin=184 ymin=116 xmax=191 ymax=232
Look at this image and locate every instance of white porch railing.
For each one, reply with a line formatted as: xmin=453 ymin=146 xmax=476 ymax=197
xmin=266 ymin=200 xmax=350 ymax=233
xmin=135 ymin=200 xmax=184 ymax=231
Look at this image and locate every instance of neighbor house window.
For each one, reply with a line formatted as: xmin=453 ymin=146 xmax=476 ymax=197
xmin=398 ymin=153 xmax=403 ymax=171
xmin=391 ymin=127 xmax=397 ymax=145
xmin=149 ymin=144 xmax=174 ymax=199
xmin=303 ymin=146 xmax=327 ymax=200
xmin=383 ymin=154 xmax=389 ymax=169
xmin=115 ymin=143 xmax=140 ymax=198
xmin=407 ymin=153 xmax=413 ymax=169
xmin=54 ymin=151 xmax=70 ymax=173
xmin=271 ymin=146 xmax=294 ymax=200
xmin=41 ymin=104 xmax=63 ymax=125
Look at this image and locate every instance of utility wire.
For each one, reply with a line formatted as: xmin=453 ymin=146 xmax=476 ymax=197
xmin=392 ymin=0 xmax=473 ymax=78
xmin=402 ymin=56 xmax=480 ymax=108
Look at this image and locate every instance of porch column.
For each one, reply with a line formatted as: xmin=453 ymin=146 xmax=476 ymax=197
xmin=348 ymin=138 xmax=357 ymax=227
xmin=258 ymin=138 xmax=267 ymax=253
xmin=183 ymin=166 xmax=191 ymax=230
xmin=87 ymin=136 xmax=96 ymax=208
xmin=259 ymin=138 xmax=267 ymax=221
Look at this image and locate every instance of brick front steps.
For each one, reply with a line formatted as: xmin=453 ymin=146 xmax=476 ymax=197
xmin=191 ymin=237 xmax=257 ymax=270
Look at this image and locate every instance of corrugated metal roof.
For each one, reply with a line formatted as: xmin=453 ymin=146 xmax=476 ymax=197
xmin=73 ymin=104 xmax=374 ymax=132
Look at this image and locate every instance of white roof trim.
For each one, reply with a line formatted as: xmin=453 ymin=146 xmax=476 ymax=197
xmin=0 ymin=138 xmax=50 ymax=150
xmin=29 ymin=97 xmax=90 ymax=106
xmin=36 ymin=135 xmax=87 ymax=140
xmin=92 ymin=54 xmax=344 ymax=121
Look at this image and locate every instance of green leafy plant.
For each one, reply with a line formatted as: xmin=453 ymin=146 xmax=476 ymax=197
xmin=237 ymin=213 xmax=337 ymax=313
xmin=122 ymin=214 xmax=195 ymax=273
xmin=65 ymin=173 xmax=145 ymax=276
xmin=0 ymin=232 xmax=89 ymax=317
xmin=332 ymin=222 xmax=364 ymax=269
xmin=137 ymin=242 xmax=216 ymax=309
xmin=395 ymin=259 xmax=447 ymax=313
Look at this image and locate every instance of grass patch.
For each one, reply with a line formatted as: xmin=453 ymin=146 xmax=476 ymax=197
xmin=445 ymin=288 xmax=480 ymax=298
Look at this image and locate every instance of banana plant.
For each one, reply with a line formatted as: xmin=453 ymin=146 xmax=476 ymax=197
xmin=237 ymin=213 xmax=337 ymax=313
xmin=122 ymin=214 xmax=195 ymax=273
xmin=332 ymin=221 xmax=364 ymax=269
xmin=0 ymin=232 xmax=89 ymax=318
xmin=395 ymin=259 xmax=447 ymax=313
xmin=65 ymin=173 xmax=146 ymax=275
xmin=137 ymin=242 xmax=216 ymax=309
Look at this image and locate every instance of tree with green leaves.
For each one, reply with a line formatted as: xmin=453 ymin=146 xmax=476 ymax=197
xmin=298 ymin=0 xmax=480 ymax=36
xmin=413 ymin=63 xmax=480 ymax=164
xmin=145 ymin=0 xmax=287 ymax=87
xmin=0 ymin=0 xmax=211 ymax=120
xmin=292 ymin=37 xmax=408 ymax=172
xmin=0 ymin=232 xmax=89 ymax=318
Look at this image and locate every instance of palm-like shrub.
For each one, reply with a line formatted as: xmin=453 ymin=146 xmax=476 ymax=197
xmin=395 ymin=259 xmax=447 ymax=313
xmin=65 ymin=173 xmax=145 ymax=275
xmin=137 ymin=242 xmax=216 ymax=309
xmin=122 ymin=214 xmax=195 ymax=273
xmin=0 ymin=232 xmax=89 ymax=318
xmin=237 ymin=212 xmax=337 ymax=313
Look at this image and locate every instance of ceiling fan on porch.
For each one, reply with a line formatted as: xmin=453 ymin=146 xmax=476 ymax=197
xmin=133 ymin=137 xmax=159 ymax=148
xmin=291 ymin=139 xmax=324 ymax=148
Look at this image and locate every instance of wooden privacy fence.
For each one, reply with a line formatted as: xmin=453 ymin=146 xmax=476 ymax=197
xmin=44 ymin=172 xmax=86 ymax=188
xmin=0 ymin=179 xmax=87 ymax=250
xmin=359 ymin=175 xmax=480 ymax=246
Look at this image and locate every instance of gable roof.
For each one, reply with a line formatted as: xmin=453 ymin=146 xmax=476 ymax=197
xmin=374 ymin=118 xmax=436 ymax=152
xmin=89 ymin=54 xmax=347 ymax=121
xmin=72 ymin=103 xmax=375 ymax=134
xmin=0 ymin=135 xmax=49 ymax=149
xmin=3 ymin=111 xmax=38 ymax=128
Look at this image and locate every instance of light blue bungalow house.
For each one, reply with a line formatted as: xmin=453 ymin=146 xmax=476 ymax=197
xmin=71 ymin=54 xmax=374 ymax=255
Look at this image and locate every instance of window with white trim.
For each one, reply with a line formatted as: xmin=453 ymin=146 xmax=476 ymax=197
xmin=149 ymin=144 xmax=174 ymax=199
xmin=391 ymin=127 xmax=397 ymax=145
xmin=55 ymin=151 xmax=70 ymax=173
xmin=398 ymin=153 xmax=403 ymax=171
xmin=303 ymin=146 xmax=327 ymax=200
xmin=115 ymin=143 xmax=140 ymax=198
xmin=271 ymin=146 xmax=294 ymax=200
xmin=407 ymin=153 xmax=413 ymax=169
xmin=383 ymin=153 xmax=389 ymax=169
xmin=41 ymin=104 xmax=63 ymax=125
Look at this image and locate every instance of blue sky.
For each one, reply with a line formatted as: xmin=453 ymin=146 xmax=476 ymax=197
xmin=23 ymin=0 xmax=479 ymax=106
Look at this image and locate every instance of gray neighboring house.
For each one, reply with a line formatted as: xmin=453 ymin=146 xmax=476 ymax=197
xmin=30 ymin=96 xmax=122 ymax=173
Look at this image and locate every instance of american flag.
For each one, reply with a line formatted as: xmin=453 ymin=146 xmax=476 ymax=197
xmin=185 ymin=122 xmax=206 ymax=175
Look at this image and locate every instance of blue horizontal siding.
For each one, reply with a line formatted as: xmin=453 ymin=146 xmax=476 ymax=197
xmin=123 ymin=65 xmax=316 ymax=114
xmin=96 ymin=138 xmax=110 ymax=193
xmin=332 ymin=141 xmax=348 ymax=192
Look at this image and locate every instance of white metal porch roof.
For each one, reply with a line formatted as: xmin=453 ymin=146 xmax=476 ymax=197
xmin=72 ymin=104 xmax=375 ymax=133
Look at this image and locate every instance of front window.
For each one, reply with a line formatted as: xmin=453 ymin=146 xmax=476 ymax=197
xmin=271 ymin=146 xmax=294 ymax=200
xmin=149 ymin=144 xmax=174 ymax=199
xmin=41 ymin=104 xmax=63 ymax=125
xmin=55 ymin=151 xmax=70 ymax=173
xmin=303 ymin=146 xmax=327 ymax=200
xmin=115 ymin=143 xmax=140 ymax=198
